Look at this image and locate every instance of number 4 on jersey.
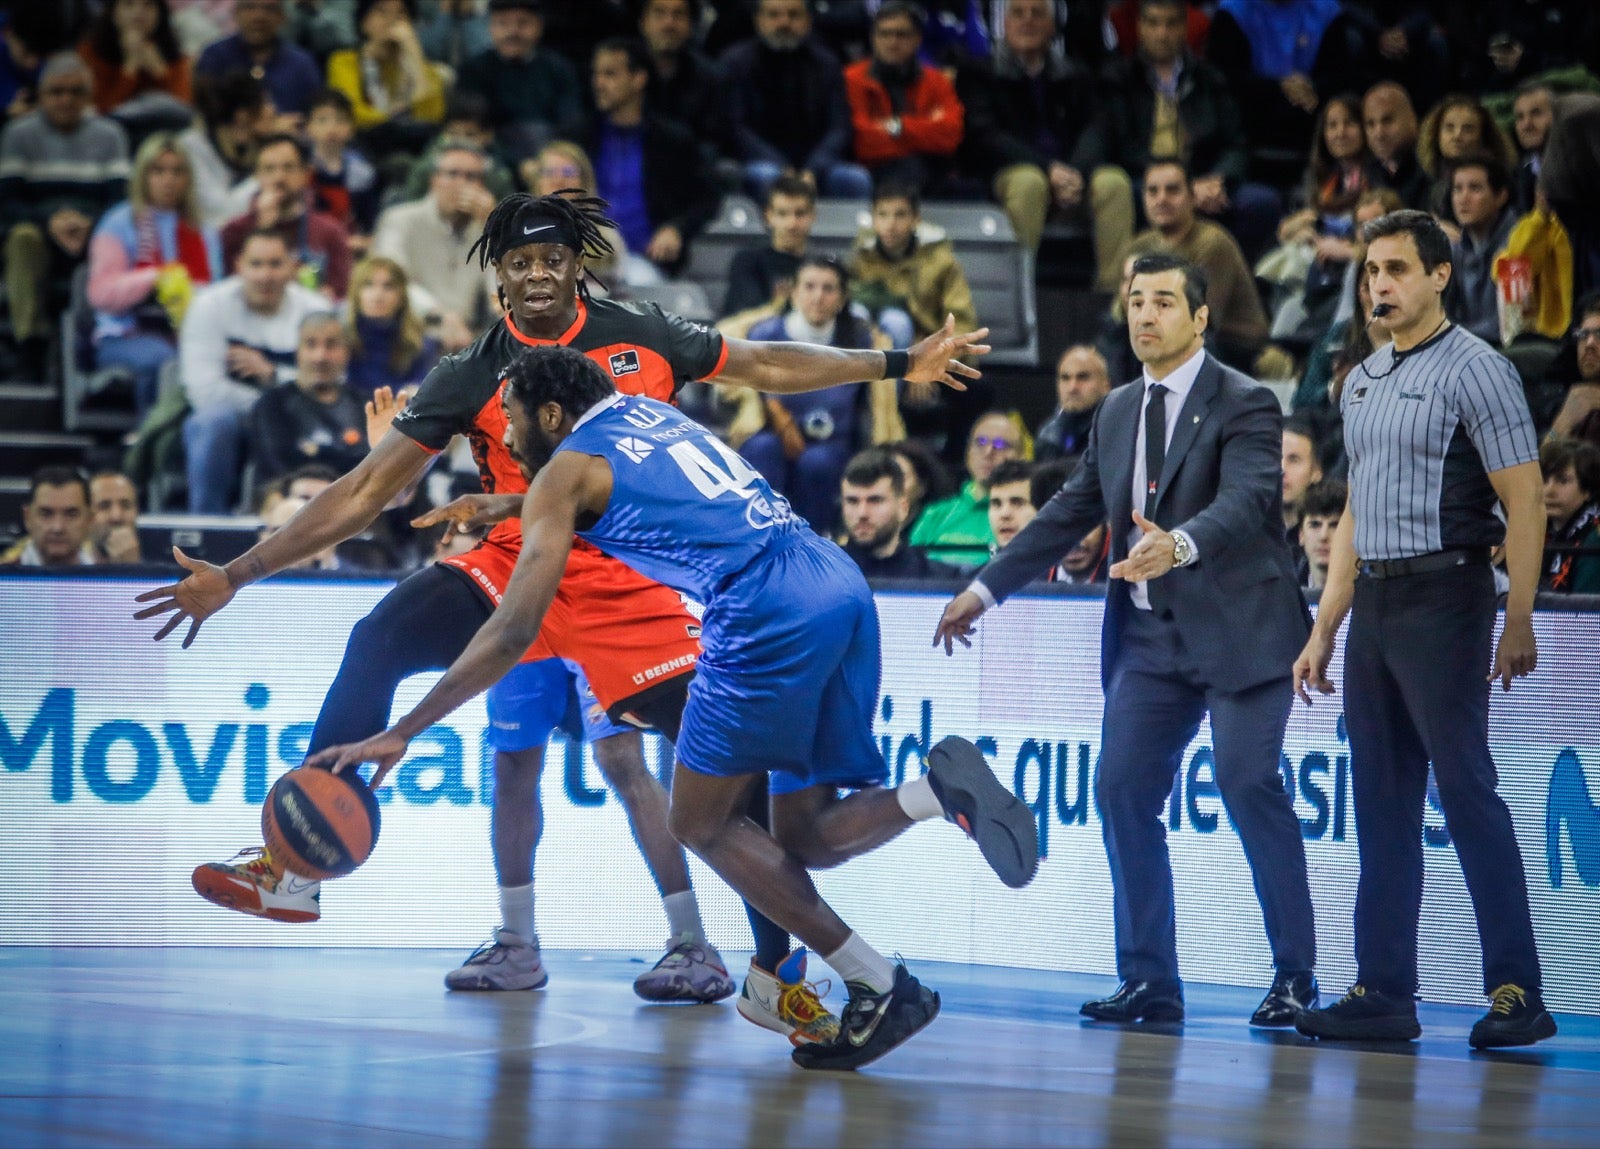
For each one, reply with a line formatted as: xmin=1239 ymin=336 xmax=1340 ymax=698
xmin=666 ymin=436 xmax=764 ymax=501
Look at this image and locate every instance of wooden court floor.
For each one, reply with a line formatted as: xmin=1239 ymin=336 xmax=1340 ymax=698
xmin=2 ymin=947 xmax=1597 ymax=1148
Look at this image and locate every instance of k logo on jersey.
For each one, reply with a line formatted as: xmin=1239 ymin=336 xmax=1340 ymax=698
xmin=616 ymin=436 xmax=654 ymax=463
xmin=609 ymin=349 xmax=641 ymax=377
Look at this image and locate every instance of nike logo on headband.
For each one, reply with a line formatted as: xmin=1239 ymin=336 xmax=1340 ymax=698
xmin=523 ymin=224 xmax=556 ymax=236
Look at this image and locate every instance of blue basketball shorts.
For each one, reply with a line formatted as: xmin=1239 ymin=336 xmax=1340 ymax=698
xmin=676 ymin=534 xmax=889 ymax=795
xmin=485 ymin=658 xmax=632 ymax=753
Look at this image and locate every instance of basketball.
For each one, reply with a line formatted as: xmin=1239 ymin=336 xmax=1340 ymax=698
xmin=261 ymin=766 xmax=382 ymax=881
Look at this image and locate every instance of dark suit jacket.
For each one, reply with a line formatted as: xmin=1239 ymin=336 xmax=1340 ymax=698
xmin=976 ymin=353 xmax=1310 ymax=693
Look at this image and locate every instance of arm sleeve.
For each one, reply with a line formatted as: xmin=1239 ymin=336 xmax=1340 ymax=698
xmin=803 ymin=65 xmax=855 ymax=173
xmin=1171 ymin=385 xmax=1283 ymax=560
xmin=901 ymin=70 xmax=965 ymax=158
xmin=179 ymin=288 xmax=258 ymax=411
xmin=723 ymin=251 xmax=769 ymax=316
xmin=661 ymin=306 xmax=729 ymax=384
xmin=326 ymin=51 xmax=387 ymax=130
xmin=1456 ymin=349 xmax=1539 ymax=472
xmin=387 ymin=354 xmax=468 ymax=452
xmin=86 ymin=229 xmax=159 ymax=313
xmin=247 ymin=389 xmax=299 ymax=479
xmin=976 ymin=413 xmax=1111 ymax=603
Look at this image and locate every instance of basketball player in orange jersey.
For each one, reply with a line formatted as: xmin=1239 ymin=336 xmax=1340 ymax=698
xmin=135 ymin=190 xmax=987 ymax=1045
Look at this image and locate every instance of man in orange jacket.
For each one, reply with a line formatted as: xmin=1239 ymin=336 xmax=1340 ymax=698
xmin=843 ymin=2 xmax=964 ymax=194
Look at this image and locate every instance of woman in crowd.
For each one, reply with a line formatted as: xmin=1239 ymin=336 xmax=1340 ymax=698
xmin=85 ymin=131 xmax=219 ymax=414
xmin=1417 ymin=93 xmax=1517 ymax=216
xmin=79 ymin=0 xmax=191 ymax=113
xmin=325 ymin=0 xmax=444 ymax=147
xmin=343 ymin=255 xmax=440 ymax=397
xmin=526 ymin=139 xmax=629 ymax=286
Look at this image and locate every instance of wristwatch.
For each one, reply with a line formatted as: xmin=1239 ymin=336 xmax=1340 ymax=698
xmin=1171 ymin=532 xmax=1193 ymax=567
xmin=886 ymin=116 xmax=903 ymax=138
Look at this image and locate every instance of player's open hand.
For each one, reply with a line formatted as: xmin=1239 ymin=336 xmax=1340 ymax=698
xmin=1292 ymin=630 xmax=1337 ymax=705
xmin=308 ymin=730 xmax=411 ymax=788
xmin=934 ymin=590 xmax=986 ymax=655
xmin=364 ymin=385 xmax=408 ymax=448
xmin=132 ymin=546 xmax=236 ymax=648
xmin=904 ymin=314 xmax=990 ymax=390
xmin=411 ymin=492 xmax=525 ymax=532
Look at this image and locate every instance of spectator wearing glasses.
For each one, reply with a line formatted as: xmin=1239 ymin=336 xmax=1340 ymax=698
xmin=909 ymin=409 xmax=1029 ymax=568
xmin=371 ymin=141 xmax=498 ymax=350
xmin=1548 ymin=294 xmax=1600 ymax=446
xmin=525 ymin=139 xmax=625 ymax=286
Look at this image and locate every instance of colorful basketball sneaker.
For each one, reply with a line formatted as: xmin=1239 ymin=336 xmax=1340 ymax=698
xmin=632 ymin=933 xmax=736 ymax=1003
xmin=737 ymin=949 xmax=841 ymax=1046
xmin=791 ymin=962 xmax=941 ymax=1071
xmin=191 ymin=846 xmax=321 ymax=923
xmin=444 ymin=928 xmax=549 ymax=991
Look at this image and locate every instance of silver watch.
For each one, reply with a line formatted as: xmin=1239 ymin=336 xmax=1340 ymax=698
xmin=1172 ymin=532 xmax=1192 ymax=566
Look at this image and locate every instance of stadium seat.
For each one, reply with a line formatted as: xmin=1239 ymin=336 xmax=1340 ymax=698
xmin=60 ymin=265 xmax=140 ymax=435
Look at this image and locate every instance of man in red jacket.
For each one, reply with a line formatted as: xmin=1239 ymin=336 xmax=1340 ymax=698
xmin=843 ymin=2 xmax=964 ymax=194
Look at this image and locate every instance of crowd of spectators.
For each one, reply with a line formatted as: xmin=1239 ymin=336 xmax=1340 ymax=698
xmin=2 ymin=0 xmax=1599 ymax=592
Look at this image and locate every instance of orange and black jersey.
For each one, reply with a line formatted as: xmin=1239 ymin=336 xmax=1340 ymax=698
xmin=390 ymin=297 xmax=729 ymax=549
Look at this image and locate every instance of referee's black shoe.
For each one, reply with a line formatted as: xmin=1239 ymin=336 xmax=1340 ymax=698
xmin=1250 ymin=970 xmax=1319 ymax=1027
xmin=1294 ymin=985 xmax=1421 ymax=1041
xmin=925 ymin=735 xmax=1040 ymax=888
xmin=1470 ymin=984 xmax=1558 ymax=1049
xmin=791 ymin=963 xmax=940 ymax=1071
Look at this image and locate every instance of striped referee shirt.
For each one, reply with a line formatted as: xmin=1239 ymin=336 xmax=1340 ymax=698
xmin=1341 ymin=323 xmax=1537 ymax=561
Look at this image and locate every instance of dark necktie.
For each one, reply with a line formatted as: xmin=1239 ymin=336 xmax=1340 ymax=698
xmin=1143 ymin=383 xmax=1167 ymax=521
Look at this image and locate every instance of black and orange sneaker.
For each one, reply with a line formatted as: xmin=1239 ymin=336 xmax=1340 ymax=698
xmin=191 ymin=846 xmax=321 ymax=923
xmin=925 ymin=735 xmax=1039 ymax=888
xmin=790 ymin=963 xmax=940 ymax=1071
xmin=1469 ymin=984 xmax=1558 ymax=1049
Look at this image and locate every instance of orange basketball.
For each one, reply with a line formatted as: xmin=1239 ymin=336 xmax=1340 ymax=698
xmin=261 ymin=766 xmax=382 ymax=881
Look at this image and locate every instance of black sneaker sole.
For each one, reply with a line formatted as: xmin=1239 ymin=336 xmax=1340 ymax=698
xmin=1294 ymin=1012 xmax=1421 ymax=1041
xmin=790 ymin=984 xmax=941 ymax=1071
xmin=926 ymin=736 xmax=1040 ymax=888
xmin=1470 ymin=1010 xmax=1558 ymax=1049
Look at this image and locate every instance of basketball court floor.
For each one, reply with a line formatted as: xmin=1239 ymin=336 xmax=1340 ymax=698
xmin=3 ymin=946 xmax=1596 ymax=1147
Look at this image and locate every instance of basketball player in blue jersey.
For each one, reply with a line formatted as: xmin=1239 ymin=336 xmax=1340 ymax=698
xmin=311 ymin=344 xmax=1040 ymax=1070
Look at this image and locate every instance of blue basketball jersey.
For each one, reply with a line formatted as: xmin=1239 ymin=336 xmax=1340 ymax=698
xmin=558 ymin=394 xmax=809 ymax=602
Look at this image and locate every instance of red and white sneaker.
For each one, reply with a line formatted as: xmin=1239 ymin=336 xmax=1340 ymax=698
xmin=191 ymin=846 xmax=321 ymax=923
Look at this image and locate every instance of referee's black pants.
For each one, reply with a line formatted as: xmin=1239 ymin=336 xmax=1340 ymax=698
xmin=1344 ymin=563 xmax=1543 ymax=995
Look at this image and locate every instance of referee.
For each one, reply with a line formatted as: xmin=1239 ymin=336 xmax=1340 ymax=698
xmin=1292 ymin=210 xmax=1557 ymax=1050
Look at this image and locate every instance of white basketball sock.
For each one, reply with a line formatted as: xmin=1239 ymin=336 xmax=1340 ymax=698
xmin=663 ymin=890 xmax=706 ymax=944
xmin=896 ymin=774 xmax=945 ymax=821
xmin=499 ymin=882 xmax=536 ymax=947
xmin=824 ymin=932 xmax=895 ymax=994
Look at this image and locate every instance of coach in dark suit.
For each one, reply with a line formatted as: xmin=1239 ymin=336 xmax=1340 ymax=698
xmin=935 ymin=252 xmax=1318 ymax=1026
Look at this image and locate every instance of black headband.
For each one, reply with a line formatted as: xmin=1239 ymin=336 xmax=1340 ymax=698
xmin=489 ymin=201 xmax=583 ymax=261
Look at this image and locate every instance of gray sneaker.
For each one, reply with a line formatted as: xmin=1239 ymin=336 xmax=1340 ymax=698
xmin=444 ymin=928 xmax=549 ymax=991
xmin=633 ymin=933 xmax=736 ymax=1003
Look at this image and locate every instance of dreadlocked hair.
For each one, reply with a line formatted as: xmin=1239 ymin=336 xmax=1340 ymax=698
xmin=468 ymin=190 xmax=618 ymax=302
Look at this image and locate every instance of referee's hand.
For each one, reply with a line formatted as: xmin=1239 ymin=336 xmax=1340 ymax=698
xmin=1292 ymin=631 xmax=1336 ymax=705
xmin=1490 ymin=616 xmax=1538 ymax=692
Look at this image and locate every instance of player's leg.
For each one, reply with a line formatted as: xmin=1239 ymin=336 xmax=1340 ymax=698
xmin=444 ymin=659 xmax=571 ymax=990
xmin=617 ymin=673 xmax=825 ymax=1035
xmin=667 ymin=766 xmax=940 ymax=1071
xmin=577 ymin=669 xmax=734 ymax=1004
xmin=191 ymin=564 xmax=492 ymax=922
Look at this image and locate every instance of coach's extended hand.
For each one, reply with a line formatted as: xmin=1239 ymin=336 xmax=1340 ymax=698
xmin=132 ymin=547 xmax=237 ymax=648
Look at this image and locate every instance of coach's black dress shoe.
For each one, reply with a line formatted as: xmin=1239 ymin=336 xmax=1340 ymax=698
xmin=1080 ymin=979 xmax=1185 ymax=1023
xmin=1250 ymin=970 xmax=1319 ymax=1027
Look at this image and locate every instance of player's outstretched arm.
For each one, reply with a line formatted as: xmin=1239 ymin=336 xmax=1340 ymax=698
xmin=133 ymin=431 xmax=434 ymax=647
xmin=312 ymin=454 xmax=596 ymax=785
xmin=720 ymin=314 xmax=990 ymax=395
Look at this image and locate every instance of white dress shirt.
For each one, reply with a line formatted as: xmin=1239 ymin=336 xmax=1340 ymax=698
xmin=1129 ymin=345 xmax=1205 ymax=610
